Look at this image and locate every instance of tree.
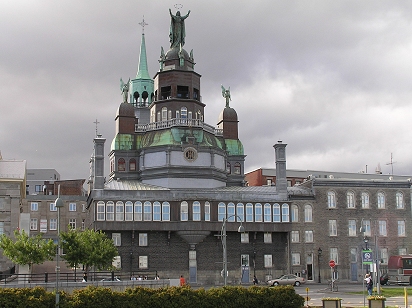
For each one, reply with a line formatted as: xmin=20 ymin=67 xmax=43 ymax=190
xmin=0 ymin=230 xmax=56 ymax=273
xmin=61 ymin=228 xmax=118 ymax=272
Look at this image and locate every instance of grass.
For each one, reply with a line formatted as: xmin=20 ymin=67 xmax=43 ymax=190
xmin=351 ymin=286 xmax=412 ymax=297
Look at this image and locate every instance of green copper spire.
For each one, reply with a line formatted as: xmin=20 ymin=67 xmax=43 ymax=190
xmin=136 ymin=18 xmax=151 ymax=80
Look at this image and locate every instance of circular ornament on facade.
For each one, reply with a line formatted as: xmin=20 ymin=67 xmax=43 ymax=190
xmin=183 ymin=147 xmax=198 ymax=162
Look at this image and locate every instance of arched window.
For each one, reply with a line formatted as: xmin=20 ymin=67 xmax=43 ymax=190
xmin=361 ymin=192 xmax=370 ymax=208
xmin=204 ymin=202 xmax=211 ymax=221
xmin=236 ymin=203 xmax=244 ymax=222
xmin=181 ymin=201 xmax=188 ymax=221
xmin=116 ymin=201 xmax=124 ymax=221
xmin=161 ymin=107 xmax=167 ymax=121
xmin=304 ymin=204 xmax=312 ymax=222
xmin=347 ymin=191 xmax=355 ymax=208
xmin=106 ymin=201 xmax=114 ymax=221
xmin=134 ymin=201 xmax=142 ymax=221
xmin=162 ymin=202 xmax=170 ymax=221
xmin=181 ymin=107 xmax=187 ymax=118
xmin=125 ymin=201 xmax=133 ymax=221
xmin=396 ymin=192 xmax=404 ymax=209
xmin=272 ymin=203 xmax=279 ymax=222
xmin=218 ymin=202 xmax=226 ymax=222
xmin=153 ymin=201 xmax=161 ymax=221
xmin=377 ymin=192 xmax=385 ymax=209
xmin=193 ymin=201 xmax=201 ymax=221
xmin=282 ymin=203 xmax=289 ymax=222
xmin=246 ymin=203 xmax=253 ymax=222
xmin=129 ymin=159 xmax=136 ymax=171
xmin=144 ymin=201 xmax=152 ymax=221
xmin=118 ymin=158 xmax=125 ymax=172
xmin=97 ymin=201 xmax=105 ymax=221
xmin=291 ymin=204 xmax=298 ymax=222
xmin=227 ymin=202 xmax=235 ymax=221
xmin=142 ymin=90 xmax=148 ymax=102
xmin=234 ymin=162 xmax=241 ymax=175
xmin=327 ymin=191 xmax=336 ymax=208
xmin=133 ymin=91 xmax=140 ymax=106
xmin=255 ymin=203 xmax=262 ymax=222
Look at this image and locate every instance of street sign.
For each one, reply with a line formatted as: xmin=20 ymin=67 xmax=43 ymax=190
xmin=329 ymin=260 xmax=336 ymax=268
xmin=362 ymin=249 xmax=373 ymax=264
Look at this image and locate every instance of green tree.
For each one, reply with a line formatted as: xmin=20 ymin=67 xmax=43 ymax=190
xmin=0 ymin=230 xmax=56 ymax=272
xmin=61 ymin=228 xmax=118 ymax=272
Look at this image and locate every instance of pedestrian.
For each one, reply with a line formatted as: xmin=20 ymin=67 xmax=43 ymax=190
xmin=253 ymin=275 xmax=258 ymax=285
xmin=364 ymin=273 xmax=373 ymax=295
xmin=82 ymin=272 xmax=87 ymax=282
xmin=180 ymin=275 xmax=185 ymax=286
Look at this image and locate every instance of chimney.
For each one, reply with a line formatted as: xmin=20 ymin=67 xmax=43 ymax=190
xmin=273 ymin=141 xmax=287 ymax=199
xmin=93 ymin=135 xmax=106 ymax=189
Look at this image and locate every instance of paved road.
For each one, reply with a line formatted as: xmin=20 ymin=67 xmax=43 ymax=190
xmin=295 ymin=282 xmax=407 ymax=307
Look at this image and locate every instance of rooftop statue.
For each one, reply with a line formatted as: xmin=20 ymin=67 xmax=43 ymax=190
xmin=221 ymin=85 xmax=231 ymax=107
xmin=169 ymin=9 xmax=190 ymax=48
xmin=120 ymin=78 xmax=130 ymax=103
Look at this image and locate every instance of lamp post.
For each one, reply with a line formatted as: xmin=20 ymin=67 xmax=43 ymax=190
xmin=317 ymin=247 xmax=322 ymax=283
xmin=55 ymin=186 xmax=64 ymax=308
xmin=221 ymin=215 xmax=245 ymax=286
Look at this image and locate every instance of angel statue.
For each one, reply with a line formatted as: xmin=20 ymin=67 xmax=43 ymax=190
xmin=221 ymin=85 xmax=231 ymax=107
xmin=120 ymin=78 xmax=130 ymax=103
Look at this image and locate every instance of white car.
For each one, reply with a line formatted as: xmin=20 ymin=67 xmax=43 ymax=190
xmin=267 ymin=274 xmax=306 ymax=287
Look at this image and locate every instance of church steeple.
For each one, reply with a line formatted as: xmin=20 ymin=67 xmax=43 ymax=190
xmin=135 ymin=18 xmax=150 ymax=80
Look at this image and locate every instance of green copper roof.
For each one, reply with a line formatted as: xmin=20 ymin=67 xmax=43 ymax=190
xmin=136 ymin=33 xmax=151 ymax=80
xmin=111 ymin=134 xmax=134 ymax=151
xmin=225 ymin=139 xmax=244 ymax=156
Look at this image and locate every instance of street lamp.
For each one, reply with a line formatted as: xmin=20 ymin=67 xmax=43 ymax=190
xmin=221 ymin=215 xmax=245 ymax=286
xmin=55 ymin=186 xmax=64 ymax=308
xmin=317 ymin=247 xmax=322 ymax=283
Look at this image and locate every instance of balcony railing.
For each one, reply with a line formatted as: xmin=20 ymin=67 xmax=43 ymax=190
xmin=135 ymin=118 xmax=223 ymax=136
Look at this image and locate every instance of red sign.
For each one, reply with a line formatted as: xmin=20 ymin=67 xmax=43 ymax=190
xmin=329 ymin=260 xmax=336 ymax=268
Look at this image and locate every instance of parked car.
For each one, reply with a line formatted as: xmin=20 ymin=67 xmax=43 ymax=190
xmin=267 ymin=274 xmax=306 ymax=287
xmin=380 ymin=273 xmax=389 ymax=285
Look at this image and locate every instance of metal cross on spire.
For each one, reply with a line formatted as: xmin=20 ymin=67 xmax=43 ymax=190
xmin=139 ymin=16 xmax=148 ymax=34
xmin=93 ymin=119 xmax=100 ymax=137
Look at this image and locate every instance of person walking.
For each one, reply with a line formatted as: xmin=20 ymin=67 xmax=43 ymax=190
xmin=180 ymin=275 xmax=186 ymax=286
xmin=364 ymin=273 xmax=373 ymax=295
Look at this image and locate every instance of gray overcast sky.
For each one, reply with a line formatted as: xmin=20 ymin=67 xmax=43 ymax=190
xmin=2 ymin=1 xmax=412 ymax=180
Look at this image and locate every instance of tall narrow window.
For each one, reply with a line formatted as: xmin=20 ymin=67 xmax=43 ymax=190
xmin=227 ymin=202 xmax=235 ymax=221
xmin=282 ymin=203 xmax=289 ymax=222
xmin=106 ymin=201 xmax=114 ymax=221
xmin=327 ymin=191 xmax=336 ymax=208
xmin=329 ymin=220 xmax=337 ymax=236
xmin=246 ymin=203 xmax=253 ymax=222
xmin=30 ymin=218 xmax=38 ymax=230
xmin=97 ymin=201 xmax=105 ymax=221
xmin=129 ymin=159 xmax=136 ymax=171
xmin=181 ymin=201 xmax=188 ymax=221
xmin=396 ymin=192 xmax=404 ymax=209
xmin=272 ymin=203 xmax=279 ymax=222
xmin=291 ymin=231 xmax=299 ymax=242
xmin=291 ymin=205 xmax=299 ymax=222
xmin=139 ymin=256 xmax=148 ymax=269
xmin=361 ymin=192 xmax=370 ymax=208
xmin=204 ymin=201 xmax=210 ymax=221
xmin=304 ymin=204 xmax=312 ymax=222
xmin=348 ymin=220 xmax=356 ymax=236
xmin=377 ymin=192 xmax=385 ymax=209
xmin=181 ymin=107 xmax=187 ymax=118
xmin=153 ymin=202 xmax=161 ymax=221
xmin=381 ymin=248 xmax=388 ymax=264
xmin=330 ymin=248 xmax=339 ymax=264
xmin=236 ymin=203 xmax=244 ymax=222
xmin=234 ymin=162 xmax=241 ymax=174
xmin=255 ymin=203 xmax=262 ymax=222
xmin=193 ymin=201 xmax=201 ymax=221
xmin=69 ymin=218 xmax=76 ymax=229
xmin=398 ymin=220 xmax=406 ymax=236
xmin=264 ymin=254 xmax=273 ymax=268
xmin=116 ymin=201 xmax=124 ymax=221
xmin=363 ymin=220 xmax=371 ymax=237
xmin=292 ymin=253 xmax=300 ymax=265
xmin=226 ymin=162 xmax=231 ymax=173
xmin=347 ymin=191 xmax=355 ymax=208
xmin=50 ymin=218 xmax=57 ymax=230
xmin=125 ymin=201 xmax=133 ymax=221
xmin=118 ymin=158 xmax=126 ymax=172
xmin=218 ymin=202 xmax=226 ymax=221
xmin=379 ymin=220 xmax=387 ymax=236
xmin=161 ymin=107 xmax=167 ymax=121
xmin=144 ymin=201 xmax=152 ymax=221
xmin=305 ymin=230 xmax=313 ymax=242
xmin=265 ymin=203 xmax=273 ymax=222
xmin=162 ymin=202 xmax=170 ymax=221
xmin=134 ymin=201 xmax=142 ymax=221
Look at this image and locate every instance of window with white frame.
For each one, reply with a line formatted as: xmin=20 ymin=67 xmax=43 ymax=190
xmin=144 ymin=201 xmax=152 ymax=221
xmin=305 ymin=230 xmax=313 ymax=242
xmin=50 ymin=218 xmax=57 ymax=230
xmin=265 ymin=203 xmax=273 ymax=222
xmin=69 ymin=203 xmax=76 ymax=211
xmin=304 ymin=204 xmax=312 ymax=222
xmin=291 ymin=231 xmax=299 ymax=243
xmin=291 ymin=204 xmax=298 ymax=222
xmin=97 ymin=201 xmax=105 ymax=221
xmin=106 ymin=201 xmax=114 ymax=221
xmin=125 ymin=201 xmax=133 ymax=221
xmin=282 ymin=203 xmax=289 ymax=222
xmin=204 ymin=202 xmax=210 ymax=221
xmin=241 ymin=232 xmax=249 ymax=243
xmin=50 ymin=203 xmax=57 ymax=212
xmin=379 ymin=220 xmax=387 ymax=236
xmin=377 ymin=192 xmax=385 ymax=209
xmin=116 ymin=201 xmax=124 ymax=221
xmin=112 ymin=233 xmax=121 ymax=246
xmin=264 ymin=254 xmax=273 ymax=268
xmin=398 ymin=220 xmax=406 ymax=236
xmin=396 ymin=192 xmax=404 ymax=209
xmin=31 ymin=202 xmax=38 ymax=211
xmin=134 ymin=201 xmax=142 ymax=221
xmin=193 ymin=201 xmax=201 ymax=221
xmin=363 ymin=220 xmax=371 ymax=237
xmin=153 ymin=201 xmax=161 ymax=221
xmin=399 ymin=248 xmax=407 ymax=255
xmin=69 ymin=218 xmax=76 ymax=229
xmin=30 ymin=218 xmax=38 ymax=230
xmin=227 ymin=202 xmax=235 ymax=221
xmin=330 ymin=248 xmax=338 ymax=264
xmin=361 ymin=192 xmax=370 ymax=208
xmin=180 ymin=201 xmax=188 ymax=221
xmin=347 ymin=191 xmax=355 ymax=208
xmin=348 ymin=220 xmax=356 ymax=236
xmin=181 ymin=107 xmax=187 ymax=118
xmin=266 ymin=179 xmax=272 ymax=186
xmin=162 ymin=202 xmax=170 ymax=221
xmin=139 ymin=256 xmax=148 ymax=269
xmin=327 ymin=191 xmax=336 ymax=208
xmin=246 ymin=203 xmax=253 ymax=222
xmin=139 ymin=233 xmax=148 ymax=246
xmin=236 ymin=203 xmax=244 ymax=222
xmin=381 ymin=248 xmax=388 ymax=264
xmin=161 ymin=107 xmax=167 ymax=121
xmin=255 ymin=203 xmax=262 ymax=222
xmin=329 ymin=220 xmax=337 ymax=236
xmin=218 ymin=202 xmax=226 ymax=221
xmin=264 ymin=232 xmax=272 ymax=243
xmin=292 ymin=253 xmax=300 ymax=265
xmin=350 ymin=248 xmax=357 ymax=263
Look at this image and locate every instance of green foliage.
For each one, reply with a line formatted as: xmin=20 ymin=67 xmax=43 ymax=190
xmin=0 ymin=287 xmax=58 ymax=308
xmin=60 ymin=228 xmax=118 ymax=271
xmin=0 ymin=230 xmax=55 ymax=271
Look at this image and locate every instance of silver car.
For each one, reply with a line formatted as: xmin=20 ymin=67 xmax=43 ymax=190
xmin=267 ymin=274 xmax=306 ymax=287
